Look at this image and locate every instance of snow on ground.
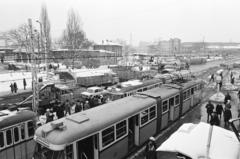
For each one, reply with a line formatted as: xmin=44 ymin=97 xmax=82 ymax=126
xmin=0 ymin=71 xmax=46 ymax=95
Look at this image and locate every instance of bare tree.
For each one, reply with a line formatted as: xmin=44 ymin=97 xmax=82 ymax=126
xmin=40 ymin=3 xmax=51 ymax=51
xmin=61 ymin=8 xmax=86 ymax=49
xmin=2 ymin=23 xmax=38 ymax=52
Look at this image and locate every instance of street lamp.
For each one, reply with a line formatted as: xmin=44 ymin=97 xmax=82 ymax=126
xmin=36 ymin=20 xmax=49 ymax=79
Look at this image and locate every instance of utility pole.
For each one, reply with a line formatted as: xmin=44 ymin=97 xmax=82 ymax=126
xmin=28 ymin=18 xmax=39 ymax=113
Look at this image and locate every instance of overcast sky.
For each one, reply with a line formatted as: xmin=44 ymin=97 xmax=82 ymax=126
xmin=0 ymin=0 xmax=239 ymax=45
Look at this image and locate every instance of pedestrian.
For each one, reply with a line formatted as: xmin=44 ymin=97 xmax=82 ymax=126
xmin=210 ymin=74 xmax=214 ymax=82
xmin=231 ymin=77 xmax=235 ymax=85
xmin=65 ymin=100 xmax=71 ymax=116
xmin=210 ymin=112 xmax=220 ymax=126
xmin=13 ymin=82 xmax=18 ymax=93
xmin=205 ymin=101 xmax=214 ymax=123
xmin=224 ymin=92 xmax=231 ymax=104
xmin=75 ymin=100 xmax=83 ymax=113
xmin=225 ymin=100 xmax=231 ymax=109
xmin=219 ymin=80 xmax=222 ymax=90
xmin=10 ymin=83 xmax=14 ymax=93
xmin=224 ymin=108 xmax=232 ymax=128
xmin=46 ymin=109 xmax=54 ymax=123
xmin=84 ymin=100 xmax=90 ymax=110
xmin=56 ymin=103 xmax=65 ymax=119
xmin=145 ymin=137 xmax=157 ymax=159
xmin=238 ymin=89 xmax=240 ymax=100
xmin=23 ymin=78 xmax=27 ymax=90
xmin=216 ymin=104 xmax=223 ymax=119
xmin=220 ymin=72 xmax=223 ymax=80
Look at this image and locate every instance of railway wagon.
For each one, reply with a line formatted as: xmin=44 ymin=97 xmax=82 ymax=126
xmin=108 ymin=78 xmax=162 ymax=101
xmin=33 ymin=80 xmax=203 ymax=159
xmin=0 ymin=108 xmax=36 ymax=159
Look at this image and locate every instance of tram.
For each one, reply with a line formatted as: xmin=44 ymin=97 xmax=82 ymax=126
xmin=107 ymin=78 xmax=163 ymax=101
xmin=0 ymin=108 xmax=36 ymax=159
xmin=33 ymin=79 xmax=203 ymax=159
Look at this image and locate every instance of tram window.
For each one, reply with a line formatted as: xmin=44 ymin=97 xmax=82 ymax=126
xmin=6 ymin=129 xmax=12 ymax=146
xmin=102 ymin=126 xmax=115 ymax=148
xmin=0 ymin=131 xmax=4 ymax=148
xmin=169 ymin=98 xmax=174 ymax=107
xmin=149 ymin=106 xmax=156 ymax=120
xmin=162 ymin=100 xmax=168 ymax=113
xmin=186 ymin=90 xmax=190 ymax=98
xmin=27 ymin=121 xmax=34 ymax=138
xmin=175 ymin=95 xmax=180 ymax=105
xmin=183 ymin=92 xmax=187 ymax=100
xmin=191 ymin=88 xmax=194 ymax=95
xmin=66 ymin=144 xmax=73 ymax=159
xmin=141 ymin=109 xmax=149 ymax=125
xmin=21 ymin=124 xmax=25 ymax=140
xmin=116 ymin=120 xmax=127 ymax=139
xmin=14 ymin=127 xmax=20 ymax=143
xmin=143 ymin=87 xmax=148 ymax=91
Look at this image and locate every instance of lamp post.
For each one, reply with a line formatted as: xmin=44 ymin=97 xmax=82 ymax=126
xmin=36 ymin=20 xmax=49 ymax=79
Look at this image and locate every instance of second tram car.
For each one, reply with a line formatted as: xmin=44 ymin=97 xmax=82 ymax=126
xmin=0 ymin=108 xmax=36 ymax=159
xmin=34 ymin=79 xmax=203 ymax=159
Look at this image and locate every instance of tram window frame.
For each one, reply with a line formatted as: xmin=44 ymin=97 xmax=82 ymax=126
xmin=191 ymin=88 xmax=194 ymax=95
xmin=183 ymin=92 xmax=187 ymax=101
xmin=14 ymin=127 xmax=20 ymax=143
xmin=21 ymin=123 xmax=25 ymax=140
xmin=101 ymin=126 xmax=115 ymax=148
xmin=66 ymin=144 xmax=73 ymax=159
xmin=116 ymin=120 xmax=127 ymax=139
xmin=186 ymin=89 xmax=190 ymax=98
xmin=27 ymin=121 xmax=34 ymax=138
xmin=169 ymin=97 xmax=174 ymax=107
xmin=140 ymin=109 xmax=149 ymax=125
xmin=0 ymin=131 xmax=4 ymax=149
xmin=162 ymin=100 xmax=169 ymax=114
xmin=6 ymin=129 xmax=13 ymax=146
xmin=175 ymin=95 xmax=180 ymax=106
xmin=149 ymin=105 xmax=156 ymax=120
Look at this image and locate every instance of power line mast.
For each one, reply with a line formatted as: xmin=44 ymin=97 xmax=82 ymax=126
xmin=28 ymin=18 xmax=39 ymax=113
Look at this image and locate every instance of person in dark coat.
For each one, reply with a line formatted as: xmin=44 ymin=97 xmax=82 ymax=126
xmin=23 ymin=78 xmax=27 ymax=90
xmin=46 ymin=109 xmax=54 ymax=123
xmin=210 ymin=112 xmax=220 ymax=126
xmin=145 ymin=137 xmax=157 ymax=159
xmin=75 ymin=100 xmax=83 ymax=113
xmin=205 ymin=101 xmax=214 ymax=123
xmin=64 ymin=100 xmax=71 ymax=116
xmin=219 ymin=80 xmax=222 ymax=90
xmin=224 ymin=92 xmax=231 ymax=104
xmin=231 ymin=77 xmax=235 ymax=85
xmin=56 ymin=103 xmax=65 ymax=119
xmin=210 ymin=74 xmax=214 ymax=82
xmin=13 ymin=82 xmax=18 ymax=93
xmin=224 ymin=108 xmax=232 ymax=128
xmin=10 ymin=83 xmax=14 ymax=93
xmin=225 ymin=100 xmax=231 ymax=110
xmin=216 ymin=104 xmax=223 ymax=119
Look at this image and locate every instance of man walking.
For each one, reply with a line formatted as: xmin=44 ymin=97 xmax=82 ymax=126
xmin=13 ymin=82 xmax=18 ymax=93
xmin=23 ymin=78 xmax=27 ymax=90
xmin=205 ymin=101 xmax=214 ymax=123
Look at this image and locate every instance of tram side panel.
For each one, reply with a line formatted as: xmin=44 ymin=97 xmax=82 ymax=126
xmin=99 ymin=137 xmax=128 ymax=159
xmin=182 ymin=89 xmax=191 ymax=114
xmin=139 ymin=120 xmax=157 ymax=145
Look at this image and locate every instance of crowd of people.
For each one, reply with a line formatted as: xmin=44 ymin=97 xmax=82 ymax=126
xmin=205 ymin=92 xmax=233 ymax=128
xmin=43 ymin=94 xmax=108 ymax=124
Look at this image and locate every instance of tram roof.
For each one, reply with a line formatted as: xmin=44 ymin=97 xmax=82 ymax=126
xmin=110 ymin=78 xmax=162 ymax=94
xmin=0 ymin=110 xmax=36 ymax=129
xmin=138 ymin=85 xmax=180 ymax=99
xmin=35 ymin=95 xmax=156 ymax=146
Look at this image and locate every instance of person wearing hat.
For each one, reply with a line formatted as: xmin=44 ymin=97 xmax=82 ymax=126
xmin=84 ymin=100 xmax=90 ymax=110
xmin=145 ymin=136 xmax=157 ymax=159
xmin=225 ymin=100 xmax=231 ymax=110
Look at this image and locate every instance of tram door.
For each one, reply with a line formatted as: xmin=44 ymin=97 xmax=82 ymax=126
xmin=77 ymin=134 xmax=98 ymax=159
xmin=128 ymin=114 xmax=139 ymax=151
xmin=169 ymin=97 xmax=174 ymax=121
